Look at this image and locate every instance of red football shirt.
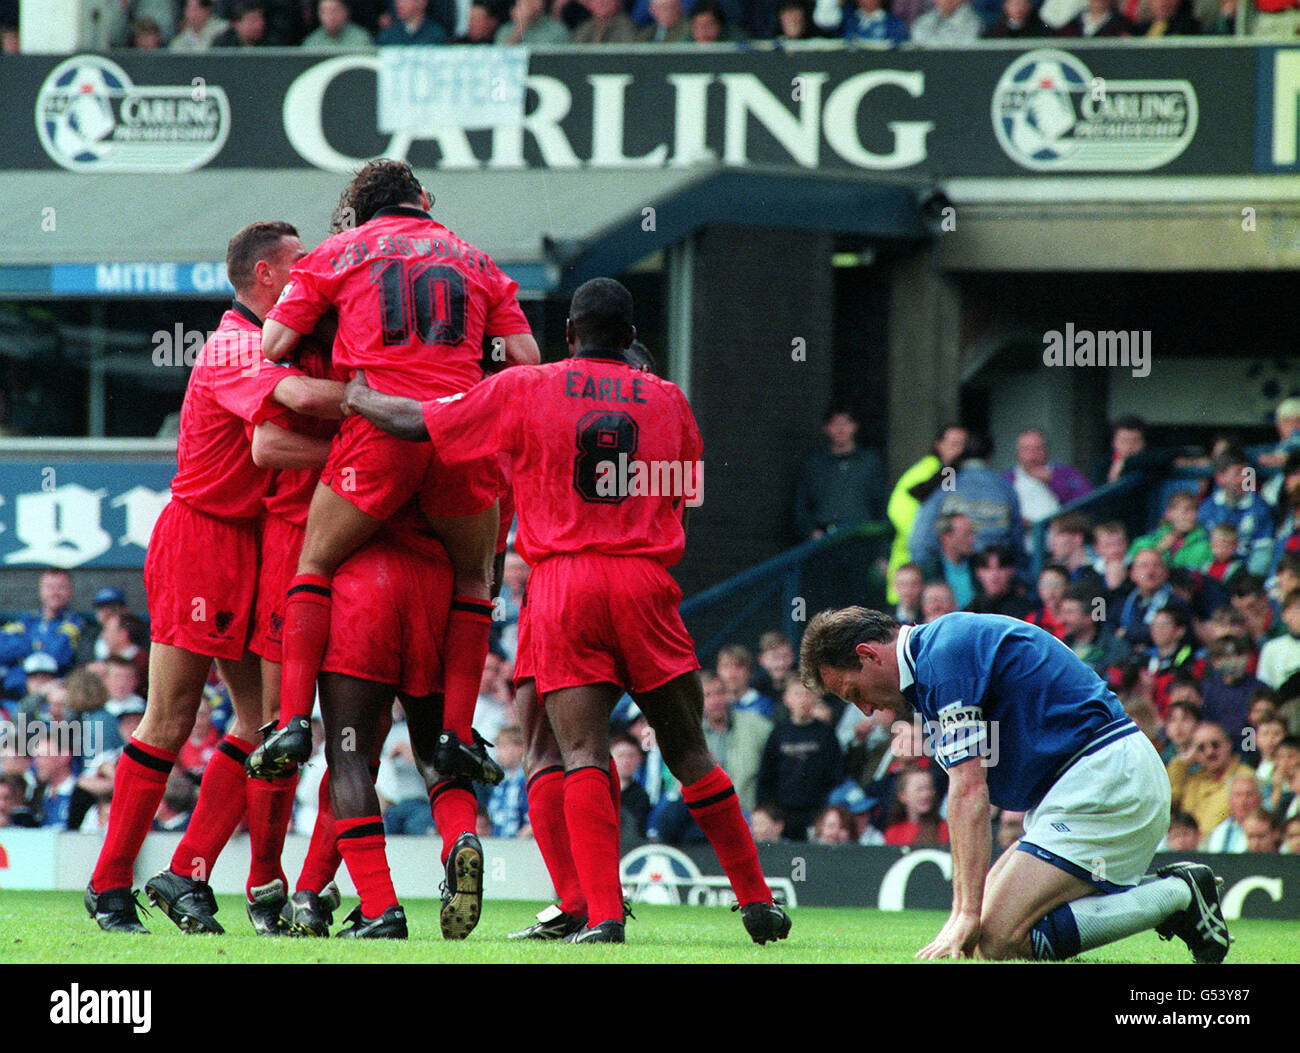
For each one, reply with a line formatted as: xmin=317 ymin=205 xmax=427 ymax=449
xmin=267 ymin=206 xmax=531 ymax=401
xmin=420 ymin=352 xmax=703 ymax=567
xmin=170 ymin=304 xmax=304 ymax=521
xmin=262 ymin=341 xmax=345 ymax=527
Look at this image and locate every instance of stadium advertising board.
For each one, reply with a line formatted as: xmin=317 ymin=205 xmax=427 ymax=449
xmin=0 ymin=462 xmax=173 ymax=570
xmin=0 ymin=45 xmax=1262 ymax=177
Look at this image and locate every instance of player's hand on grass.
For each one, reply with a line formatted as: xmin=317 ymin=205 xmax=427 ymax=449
xmin=343 ymin=369 xmax=371 ymax=416
xmin=916 ymin=911 xmax=980 ymax=960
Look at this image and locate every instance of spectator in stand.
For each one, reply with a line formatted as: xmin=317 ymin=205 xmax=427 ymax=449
xmin=1116 ymin=548 xmax=1174 ymax=648
xmin=1173 ymin=721 xmax=1249 ymax=840
xmin=891 ymin=562 xmax=925 ymax=624
xmin=573 ymin=0 xmax=639 ymax=39
xmin=910 ymin=0 xmax=983 ymax=39
xmin=1131 ymin=491 xmax=1212 ymax=572
xmin=1090 ymin=520 xmax=1134 ymax=610
xmin=14 ymin=653 xmax=60 ymax=720
xmin=1039 ymin=0 xmax=1086 ymax=25
xmin=171 ymin=0 xmax=229 ymax=48
xmin=153 ymin=769 xmax=198 ymax=833
xmin=920 ymin=513 xmax=977 ymax=611
xmin=809 ymin=805 xmax=854 ymax=844
xmin=0 ymin=773 xmax=26 ymax=829
xmin=101 ymin=655 xmax=145 ymax=719
xmin=750 ymin=802 xmax=786 ymax=843
xmin=1057 ymin=0 xmax=1133 ymax=32
xmin=87 ymin=587 xmax=128 ymax=663
xmin=1060 ymin=584 xmax=1122 ymax=675
xmin=756 ymin=680 xmax=843 ymax=840
xmin=909 ymin=431 xmax=1022 ymax=569
xmin=454 ymin=0 xmax=505 ymax=40
xmin=66 ymin=666 xmax=122 ymax=759
xmin=841 ymin=0 xmax=910 ymax=40
xmin=754 ymin=630 xmax=797 ymax=701
xmin=1264 ymin=735 xmax=1299 ymax=813
xmin=920 ymin=582 xmax=957 ymax=623
xmin=1161 ymin=810 xmax=1201 ymax=852
xmin=701 ymin=671 xmax=772 ymax=810
xmin=0 ymin=568 xmax=85 ymax=700
xmin=376 ymin=0 xmax=449 ymax=40
xmin=178 ymin=696 xmax=221 ymax=779
xmin=1200 ymin=633 xmax=1263 ymax=747
xmin=775 ymin=0 xmax=822 ymax=37
xmin=1201 ymin=773 xmax=1261 ymax=851
xmin=1253 ymin=716 xmax=1288 ymax=789
xmin=1046 ymin=512 xmax=1105 ymax=592
xmin=1004 ymin=428 xmax=1093 ymax=531
xmin=1199 ymin=449 xmax=1275 ymax=577
xmin=376 ymin=710 xmax=433 ymax=835
xmin=1245 ymin=809 xmax=1283 ymax=852
xmin=1206 ymin=524 xmax=1243 ymax=584
xmin=1257 ymin=396 xmax=1300 ymax=471
xmin=886 ymin=423 xmax=967 ymax=602
xmin=795 ymin=407 xmax=887 ymax=543
xmin=983 ymin=0 xmax=1051 ymax=33
xmin=97 ymin=610 xmax=149 ymax=696
xmin=1162 ymin=694 xmax=1202 ymax=765
xmin=483 ymin=725 xmax=529 ymax=836
xmin=131 ymin=16 xmax=165 ymax=47
xmin=1230 ymin=573 xmax=1283 ymax=649
xmin=689 ymin=0 xmax=738 ymax=39
xmin=611 ymin=733 xmax=650 ymax=837
xmin=1266 ymin=454 xmax=1300 ymax=576
xmin=214 ymin=0 xmax=270 ymax=44
xmin=303 ymin=0 xmax=373 ymax=44
xmin=1025 ymin=565 xmax=1070 ymax=640
xmin=28 ymin=734 xmax=77 ymax=829
xmin=496 ymin=0 xmax=569 ymax=42
xmin=715 ymin=645 xmax=775 ymax=720
xmin=1137 ymin=0 xmax=1200 ymax=30
xmin=1257 ymin=590 xmax=1300 ymax=690
xmin=883 ymin=765 xmax=949 ymax=846
xmin=638 ymin=0 xmax=692 ymax=39
xmin=1143 ymin=605 xmax=1200 ymax=715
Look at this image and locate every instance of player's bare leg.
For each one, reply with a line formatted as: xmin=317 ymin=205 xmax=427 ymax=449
xmin=508 ymin=676 xmax=589 ymax=938
xmin=318 ymin=671 xmax=407 ymax=938
xmin=88 ymin=642 xmax=213 ymax=932
xmin=632 ymin=673 xmax=790 ymax=944
xmin=249 ymin=482 xmax=384 ymax=777
xmin=545 ymin=682 xmax=627 ymax=942
xmin=980 ymin=847 xmax=1225 ymax=962
xmin=423 ymin=504 xmax=503 ymax=785
xmin=149 ymin=650 xmax=265 ymax=934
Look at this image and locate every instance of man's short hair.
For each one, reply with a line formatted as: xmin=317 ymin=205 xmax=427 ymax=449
xmin=1060 ymin=583 xmax=1097 ymax=607
xmin=1210 ymin=522 xmax=1239 ymax=538
xmin=973 ymin=545 xmax=1016 ymax=569
xmin=1277 ymin=553 xmax=1300 ymax=577
xmin=569 ymin=278 xmax=634 ymax=350
xmin=759 ymin=630 xmax=793 ymax=653
xmin=1154 ymin=603 xmax=1190 ymax=633
xmin=1229 ymin=573 xmax=1266 ymax=599
xmin=1094 ymin=520 xmax=1125 ymax=539
xmin=1166 ymin=490 xmax=1198 ymax=510
xmin=1282 ymin=589 xmax=1300 ymax=613
xmin=823 ymin=405 xmax=857 ymax=425
xmin=1050 ymin=511 xmax=1091 ymax=539
xmin=226 ymin=220 xmax=298 ymax=293
xmin=1168 ymin=810 xmax=1198 ymax=834
xmin=716 ymin=644 xmax=753 ymax=669
xmin=1167 ymin=699 xmax=1202 ymax=722
xmin=627 ymin=340 xmax=656 ymax=374
xmin=1111 ymin=415 xmax=1146 ymax=437
xmin=798 ymin=607 xmax=899 ymax=693
xmin=1212 ymin=448 xmax=1249 ymax=474
xmin=334 ymin=158 xmax=424 ymax=230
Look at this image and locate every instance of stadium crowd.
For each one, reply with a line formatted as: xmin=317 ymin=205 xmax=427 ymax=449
xmin=7 ymin=0 xmax=1297 ymax=55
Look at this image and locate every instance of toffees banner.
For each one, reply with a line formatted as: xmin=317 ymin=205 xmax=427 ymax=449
xmin=0 ymin=462 xmax=174 ymax=570
xmin=3 ymin=44 xmax=1296 ymax=177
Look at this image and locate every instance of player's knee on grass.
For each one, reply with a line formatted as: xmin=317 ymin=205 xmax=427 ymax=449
xmin=978 ymin=920 xmax=1033 ymax=961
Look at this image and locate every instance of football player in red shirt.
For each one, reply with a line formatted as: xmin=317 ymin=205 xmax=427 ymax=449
xmin=86 ymin=222 xmax=347 ymax=934
xmin=342 ymin=279 xmax=791 ymax=945
xmin=251 ymin=160 xmax=539 ymax=800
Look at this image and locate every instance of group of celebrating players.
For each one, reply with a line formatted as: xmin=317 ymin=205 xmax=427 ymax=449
xmin=83 ymin=158 xmax=792 ymax=945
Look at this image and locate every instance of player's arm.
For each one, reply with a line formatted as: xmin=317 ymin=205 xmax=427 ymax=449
xmin=251 ymin=421 xmax=333 ymax=470
xmin=494 ymin=332 xmax=540 ymax=367
xmin=917 ymin=757 xmax=990 ymax=960
xmin=343 ymin=370 xmax=429 ymax=441
xmin=272 ymin=374 xmax=347 ymax=420
xmin=261 ymin=318 xmax=304 ymax=363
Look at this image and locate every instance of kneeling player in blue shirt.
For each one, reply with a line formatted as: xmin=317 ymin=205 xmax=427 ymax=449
xmin=801 ymin=608 xmax=1230 ymax=963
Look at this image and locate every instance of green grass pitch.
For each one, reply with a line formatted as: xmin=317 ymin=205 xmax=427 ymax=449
xmin=0 ymin=892 xmax=1293 ymax=964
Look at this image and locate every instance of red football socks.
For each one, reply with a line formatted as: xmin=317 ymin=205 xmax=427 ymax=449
xmin=429 ymin=780 xmax=478 ymax=866
xmin=170 ymin=735 xmax=253 ymax=883
xmin=563 ymin=766 xmax=623 ymax=926
xmin=683 ymin=765 xmax=772 ymax=906
xmin=335 ymin=815 xmax=397 ymax=918
xmin=441 ymin=596 xmax=493 ymax=743
xmin=296 ymin=769 xmax=340 ymax=895
xmin=246 ymin=773 xmax=297 ymax=896
xmin=527 ymin=766 xmax=585 ymax=917
xmin=91 ymin=738 xmax=177 ymax=892
xmin=278 ymin=574 xmax=333 ymax=728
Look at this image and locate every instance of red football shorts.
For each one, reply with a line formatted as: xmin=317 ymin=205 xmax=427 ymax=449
xmin=521 ymin=553 xmax=700 ymax=696
xmin=321 ymin=415 xmax=498 ymax=522
xmin=145 ymin=499 xmax=260 ymax=662
xmin=250 ymin=513 xmax=305 ymax=664
xmin=320 ymin=538 xmax=454 ymax=697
